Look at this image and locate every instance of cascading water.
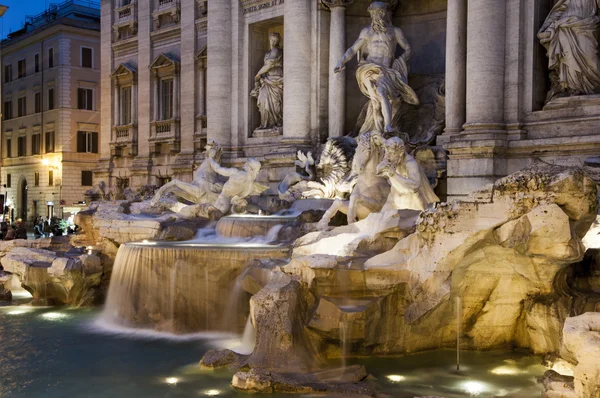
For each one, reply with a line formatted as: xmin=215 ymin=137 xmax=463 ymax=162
xmin=99 ymin=215 xmax=295 ymax=335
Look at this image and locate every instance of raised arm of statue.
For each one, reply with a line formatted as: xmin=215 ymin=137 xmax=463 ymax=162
xmin=395 ymin=27 xmax=412 ymax=62
xmin=335 ymin=28 xmax=367 ymax=73
xmin=387 ymin=160 xmax=421 ymax=194
xmin=209 ymin=158 xmax=238 ymax=178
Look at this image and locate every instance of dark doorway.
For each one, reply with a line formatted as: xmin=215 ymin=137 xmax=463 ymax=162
xmin=20 ymin=179 xmax=27 ymax=221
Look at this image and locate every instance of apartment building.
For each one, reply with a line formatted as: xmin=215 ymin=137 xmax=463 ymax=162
xmin=1 ymin=0 xmax=101 ymax=222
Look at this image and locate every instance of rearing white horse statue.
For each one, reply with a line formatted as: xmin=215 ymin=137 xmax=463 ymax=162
xmin=317 ymin=131 xmax=390 ymax=230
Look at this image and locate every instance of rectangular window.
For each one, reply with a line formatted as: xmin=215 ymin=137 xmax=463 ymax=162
xmin=4 ymin=64 xmax=12 ymax=83
xmin=6 ymin=174 xmax=11 ymax=188
xmin=17 ymin=59 xmax=26 ymax=79
xmin=81 ymin=47 xmax=93 ymax=68
xmin=34 ymin=54 xmax=40 ymax=73
xmin=6 ymin=139 xmax=11 ymax=158
xmin=34 ymin=172 xmax=40 ymax=187
xmin=81 ymin=171 xmax=93 ymax=186
xmin=161 ymin=79 xmax=173 ymax=120
xmin=48 ymin=170 xmax=54 ymax=186
xmin=48 ymin=48 xmax=54 ymax=68
xmin=48 ymin=88 xmax=55 ymax=110
xmin=77 ymin=88 xmax=93 ymax=110
xmin=34 ymin=92 xmax=41 ymax=113
xmin=17 ymin=136 xmax=26 ymax=157
xmin=45 ymin=131 xmax=55 ymax=153
xmin=31 ymin=134 xmax=41 ymax=155
xmin=17 ymin=97 xmax=26 ymax=117
xmin=77 ymin=131 xmax=99 ymax=153
xmin=121 ymin=86 xmax=132 ymax=124
xmin=3 ymin=101 xmax=12 ymax=120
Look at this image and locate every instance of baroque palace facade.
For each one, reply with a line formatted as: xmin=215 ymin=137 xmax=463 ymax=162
xmin=98 ymin=0 xmax=600 ymax=200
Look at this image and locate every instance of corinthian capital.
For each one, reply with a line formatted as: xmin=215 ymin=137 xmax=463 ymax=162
xmin=320 ymin=0 xmax=354 ymax=9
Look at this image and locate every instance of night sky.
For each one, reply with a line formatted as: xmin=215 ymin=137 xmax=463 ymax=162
xmin=1 ymin=0 xmax=55 ymax=40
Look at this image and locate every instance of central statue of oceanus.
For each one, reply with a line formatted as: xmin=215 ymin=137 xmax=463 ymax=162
xmin=335 ymin=1 xmax=419 ymax=135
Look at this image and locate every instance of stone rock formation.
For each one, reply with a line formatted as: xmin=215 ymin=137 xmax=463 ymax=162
xmin=0 ymin=245 xmax=103 ymax=306
xmin=216 ymin=163 xmax=598 ymax=384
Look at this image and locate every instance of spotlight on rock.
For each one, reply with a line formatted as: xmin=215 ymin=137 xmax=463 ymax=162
xmin=203 ymin=389 xmax=221 ymax=396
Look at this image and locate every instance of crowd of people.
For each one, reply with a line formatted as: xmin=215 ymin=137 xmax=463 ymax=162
xmin=0 ymin=216 xmax=79 ymax=240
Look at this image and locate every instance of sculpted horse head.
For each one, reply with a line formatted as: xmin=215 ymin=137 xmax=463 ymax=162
xmin=351 ymin=131 xmax=386 ymax=174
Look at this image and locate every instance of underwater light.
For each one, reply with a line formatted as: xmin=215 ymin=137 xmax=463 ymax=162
xmin=165 ymin=377 xmax=179 ymax=385
xmin=490 ymin=366 xmax=523 ymax=375
xmin=386 ymin=374 xmax=406 ymax=382
xmin=7 ymin=310 xmax=27 ymax=315
xmin=203 ymin=389 xmax=221 ymax=396
xmin=461 ymin=381 xmax=487 ymax=396
xmin=41 ymin=312 xmax=67 ymax=320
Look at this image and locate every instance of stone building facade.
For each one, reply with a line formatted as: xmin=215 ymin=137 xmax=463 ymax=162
xmin=1 ymin=0 xmax=101 ymax=222
xmin=98 ymin=0 xmax=600 ymax=200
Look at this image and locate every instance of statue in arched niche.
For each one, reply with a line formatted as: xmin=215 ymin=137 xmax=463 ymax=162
xmin=538 ymin=0 xmax=600 ymax=103
xmin=250 ymin=32 xmax=284 ymax=133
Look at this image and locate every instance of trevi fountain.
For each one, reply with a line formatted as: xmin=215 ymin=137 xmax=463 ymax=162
xmin=2 ymin=1 xmax=600 ymax=397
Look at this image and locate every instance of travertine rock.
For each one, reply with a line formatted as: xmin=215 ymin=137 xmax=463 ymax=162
xmin=0 ymin=247 xmax=103 ymax=306
xmin=560 ymin=313 xmax=600 ymax=398
xmin=247 ymin=164 xmax=598 ymax=363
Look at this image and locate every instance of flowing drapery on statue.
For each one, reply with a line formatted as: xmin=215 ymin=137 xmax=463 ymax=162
xmin=250 ymin=32 xmax=284 ymax=131
xmin=334 ymin=1 xmax=419 ymax=135
xmin=538 ymin=0 xmax=600 ymax=102
xmin=356 ymin=57 xmax=419 ymax=134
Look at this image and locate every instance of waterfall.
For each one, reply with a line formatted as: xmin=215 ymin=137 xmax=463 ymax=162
xmin=100 ymin=241 xmax=289 ymax=334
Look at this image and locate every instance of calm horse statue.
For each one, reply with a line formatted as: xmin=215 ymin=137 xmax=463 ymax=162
xmin=317 ymin=131 xmax=390 ymax=230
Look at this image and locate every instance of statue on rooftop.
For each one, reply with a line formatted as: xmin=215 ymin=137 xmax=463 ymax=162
xmin=334 ymin=1 xmax=419 ymax=135
xmin=538 ymin=0 xmax=600 ymax=103
xmin=250 ymin=32 xmax=284 ymax=134
xmin=376 ymin=136 xmax=439 ymax=212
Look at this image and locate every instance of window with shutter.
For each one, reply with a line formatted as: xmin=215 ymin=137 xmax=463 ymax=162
xmin=34 ymin=172 xmax=40 ymax=187
xmin=6 ymin=139 xmax=11 ymax=158
xmin=35 ymin=93 xmax=41 ymax=113
xmin=45 ymin=131 xmax=55 ymax=153
xmin=49 ymin=170 xmax=54 ymax=186
xmin=48 ymin=88 xmax=55 ymax=110
xmin=32 ymin=134 xmax=41 ymax=155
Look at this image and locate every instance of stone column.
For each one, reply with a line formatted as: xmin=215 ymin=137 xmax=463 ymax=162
xmin=153 ymin=77 xmax=159 ymax=123
xmin=463 ymin=0 xmax=506 ymax=135
xmin=207 ymin=0 xmax=232 ymax=151
xmin=173 ymin=70 xmax=180 ymax=120
xmin=98 ymin=0 xmax=113 ymax=168
xmin=113 ymin=85 xmax=120 ymax=126
xmin=444 ymin=0 xmax=467 ymax=135
xmin=198 ymin=62 xmax=206 ymax=116
xmin=322 ymin=0 xmax=352 ymax=138
xmin=178 ymin=0 xmax=195 ymax=162
xmin=282 ymin=0 xmax=312 ymax=146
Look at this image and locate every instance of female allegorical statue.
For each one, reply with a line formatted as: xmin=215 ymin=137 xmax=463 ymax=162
xmin=538 ymin=0 xmax=600 ymax=102
xmin=250 ymin=32 xmax=283 ymax=131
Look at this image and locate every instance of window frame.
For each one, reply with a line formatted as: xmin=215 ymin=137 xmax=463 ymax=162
xmin=31 ymin=134 xmax=41 ymax=155
xmin=81 ymin=46 xmax=93 ymax=69
xmin=17 ymin=136 xmax=26 ymax=157
xmin=48 ymin=48 xmax=54 ymax=68
xmin=34 ymin=172 xmax=40 ymax=187
xmin=3 ymin=100 xmax=12 ymax=120
xmin=4 ymin=64 xmax=12 ymax=83
xmin=81 ymin=170 xmax=93 ymax=186
xmin=77 ymin=88 xmax=94 ymax=111
xmin=48 ymin=88 xmax=55 ymax=110
xmin=77 ymin=131 xmax=99 ymax=154
xmin=160 ymin=78 xmax=174 ymax=120
xmin=45 ymin=131 xmax=55 ymax=153
xmin=5 ymin=138 xmax=11 ymax=158
xmin=34 ymin=92 xmax=41 ymax=114
xmin=17 ymin=96 xmax=26 ymax=118
xmin=120 ymin=86 xmax=132 ymax=125
xmin=17 ymin=59 xmax=26 ymax=79
xmin=34 ymin=53 xmax=40 ymax=73
xmin=48 ymin=170 xmax=54 ymax=187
